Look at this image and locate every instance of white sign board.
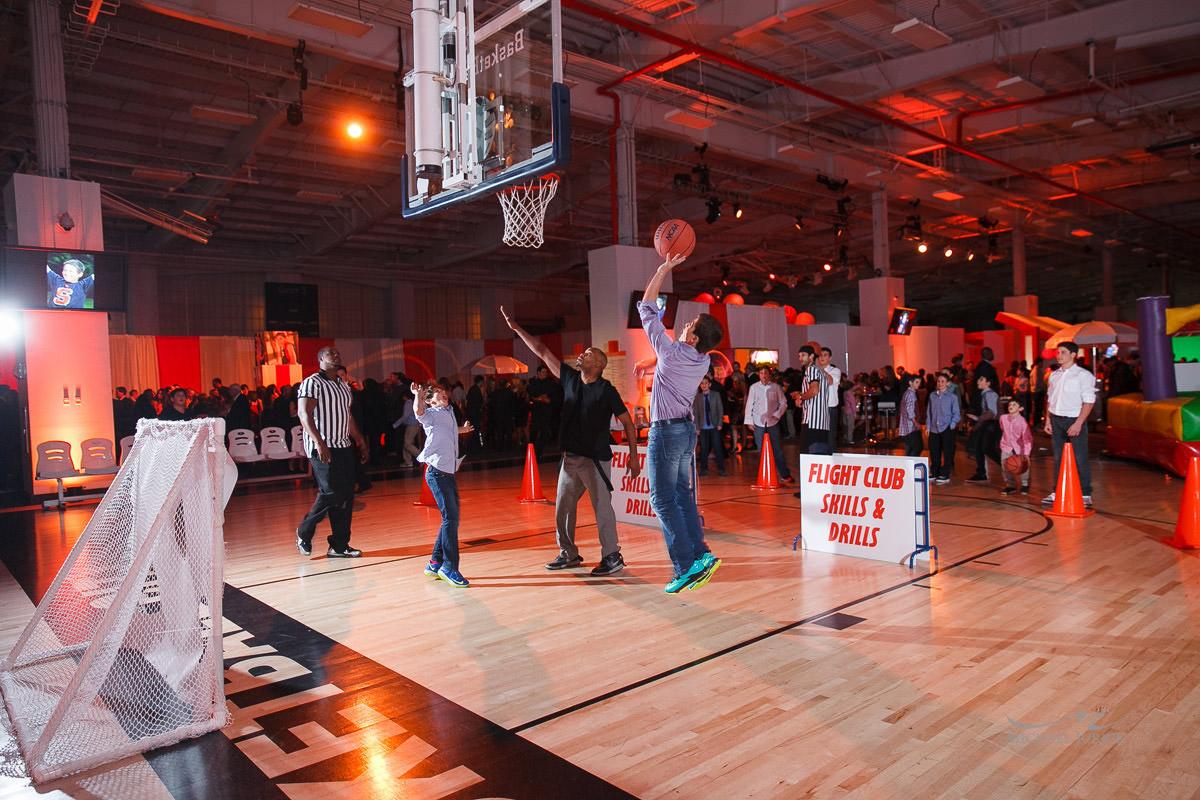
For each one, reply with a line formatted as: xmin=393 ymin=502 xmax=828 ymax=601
xmin=798 ymin=453 xmax=929 ymax=564
xmin=610 ymin=444 xmax=658 ymax=528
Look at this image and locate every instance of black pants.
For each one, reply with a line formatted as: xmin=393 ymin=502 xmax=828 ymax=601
xmin=968 ymin=421 xmax=1000 ymax=476
xmin=929 ymin=428 xmax=956 ymax=479
xmin=904 ymin=429 xmax=924 ymax=457
xmin=827 ymin=405 xmax=839 ymax=453
xmin=298 ymin=446 xmax=356 ymax=550
xmin=1050 ymin=414 xmax=1091 ymax=495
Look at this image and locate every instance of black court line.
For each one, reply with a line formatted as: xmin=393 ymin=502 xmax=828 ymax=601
xmin=511 ymin=508 xmax=1054 ymax=734
xmin=972 ymin=560 xmax=1002 ymax=566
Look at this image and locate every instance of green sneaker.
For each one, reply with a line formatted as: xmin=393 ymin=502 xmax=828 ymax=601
xmin=664 ymin=557 xmax=708 ymax=594
xmin=436 ymin=566 xmax=470 ymax=588
xmin=686 ymin=556 xmax=721 ymax=590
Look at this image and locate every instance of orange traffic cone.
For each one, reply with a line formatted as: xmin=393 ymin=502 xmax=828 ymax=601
xmin=517 ymin=443 xmax=551 ymax=504
xmin=751 ymin=435 xmax=780 ymax=490
xmin=1164 ymin=456 xmax=1200 ymax=549
xmin=1045 ymin=442 xmax=1094 ymax=518
xmin=413 ymin=464 xmax=438 ymax=508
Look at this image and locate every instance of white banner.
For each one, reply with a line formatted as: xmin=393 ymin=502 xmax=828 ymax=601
xmin=610 ymin=444 xmax=659 ymax=528
xmin=798 ymin=453 xmax=930 ymax=564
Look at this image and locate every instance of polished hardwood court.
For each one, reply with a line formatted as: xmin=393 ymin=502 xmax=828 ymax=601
xmin=1 ymin=437 xmax=1198 ymax=799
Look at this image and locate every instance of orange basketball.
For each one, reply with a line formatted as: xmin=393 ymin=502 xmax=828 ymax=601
xmin=653 ymin=219 xmax=696 ymax=259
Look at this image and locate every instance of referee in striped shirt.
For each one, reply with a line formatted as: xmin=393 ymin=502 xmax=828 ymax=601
xmin=295 ymin=346 xmax=369 ymax=558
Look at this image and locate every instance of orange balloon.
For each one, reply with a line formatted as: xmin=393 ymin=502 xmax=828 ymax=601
xmin=693 ymin=292 xmax=716 ymax=303
xmin=724 ymin=293 xmax=745 ymax=305
xmin=784 ymin=305 xmax=797 ymax=323
xmin=762 ymin=301 xmax=781 ymax=308
xmin=794 ymin=312 xmax=816 ymax=325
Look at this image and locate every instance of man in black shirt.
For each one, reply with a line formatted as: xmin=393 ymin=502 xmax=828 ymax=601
xmin=502 ymin=307 xmax=641 ymax=575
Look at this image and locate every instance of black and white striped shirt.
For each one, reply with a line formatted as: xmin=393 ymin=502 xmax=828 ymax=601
xmin=802 ymin=364 xmax=831 ymax=431
xmin=297 ymin=371 xmax=353 ymax=454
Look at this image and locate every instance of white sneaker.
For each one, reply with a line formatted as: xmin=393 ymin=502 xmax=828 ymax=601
xmin=1082 ymin=495 xmax=1093 ymax=508
xmin=1041 ymin=492 xmax=1055 ymax=505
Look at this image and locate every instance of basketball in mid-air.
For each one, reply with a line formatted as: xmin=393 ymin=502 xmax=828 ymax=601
xmin=653 ymin=219 xmax=696 ymax=259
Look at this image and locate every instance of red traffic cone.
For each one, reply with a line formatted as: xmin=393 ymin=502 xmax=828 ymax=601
xmin=751 ymin=435 xmax=780 ymax=490
xmin=413 ymin=464 xmax=438 ymax=507
xmin=517 ymin=443 xmax=551 ymax=504
xmin=1164 ymin=456 xmax=1200 ymax=549
xmin=1045 ymin=442 xmax=1094 ymax=518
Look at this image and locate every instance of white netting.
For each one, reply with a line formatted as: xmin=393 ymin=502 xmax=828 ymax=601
xmin=0 ymin=419 xmax=231 ymax=783
xmin=497 ymin=174 xmax=559 ymax=248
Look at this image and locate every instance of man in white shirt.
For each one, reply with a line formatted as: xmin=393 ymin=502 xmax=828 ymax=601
xmin=819 ymin=346 xmax=842 ymax=453
xmin=1043 ymin=341 xmax=1096 ymax=507
xmin=744 ymin=365 xmax=793 ymax=483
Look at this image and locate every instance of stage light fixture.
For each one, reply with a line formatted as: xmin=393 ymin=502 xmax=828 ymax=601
xmin=286 ymin=102 xmax=303 ymax=126
xmin=917 ymin=241 xmax=928 ymax=253
xmin=734 ymin=203 xmax=743 ymax=219
xmin=967 ymin=251 xmax=976 ymax=261
xmin=943 ymin=246 xmax=954 ymax=257
xmin=347 ymin=121 xmax=364 ymax=138
xmin=822 ymin=261 xmax=833 ymax=271
xmin=705 ymin=197 xmax=722 ymax=224
xmin=794 ymin=215 xmax=804 ymax=230
xmin=834 ymin=223 xmax=845 ymax=237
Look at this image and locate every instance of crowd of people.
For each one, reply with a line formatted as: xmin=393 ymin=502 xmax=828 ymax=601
xmin=696 ymin=343 xmax=1141 ymax=509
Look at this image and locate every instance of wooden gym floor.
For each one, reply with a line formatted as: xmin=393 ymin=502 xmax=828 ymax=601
xmin=1 ymin=435 xmax=1198 ymax=799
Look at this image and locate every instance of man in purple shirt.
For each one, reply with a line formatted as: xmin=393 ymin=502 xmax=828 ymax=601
xmin=640 ymin=254 xmax=726 ymax=593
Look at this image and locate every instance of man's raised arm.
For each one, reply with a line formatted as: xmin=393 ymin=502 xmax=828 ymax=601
xmin=501 ymin=306 xmax=561 ymax=379
xmin=642 ymin=254 xmax=686 ymax=305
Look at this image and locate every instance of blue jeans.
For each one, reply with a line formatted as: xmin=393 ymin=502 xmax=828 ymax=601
xmin=425 ymin=466 xmax=460 ymax=569
xmin=647 ymin=422 xmax=706 ymax=576
xmin=753 ymin=423 xmax=791 ymax=478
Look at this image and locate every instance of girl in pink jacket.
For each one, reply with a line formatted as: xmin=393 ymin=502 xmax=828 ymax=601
xmin=999 ymin=398 xmax=1033 ymax=495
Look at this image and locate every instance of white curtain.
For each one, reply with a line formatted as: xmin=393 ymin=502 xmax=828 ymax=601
xmin=109 ymin=335 xmax=159 ymax=394
xmin=438 ymin=339 xmax=486 ymax=381
xmin=199 ymin=336 xmax=255 ymax=388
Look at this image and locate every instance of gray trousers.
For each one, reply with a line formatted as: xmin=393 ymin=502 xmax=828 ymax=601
xmin=556 ymin=453 xmax=620 ymax=559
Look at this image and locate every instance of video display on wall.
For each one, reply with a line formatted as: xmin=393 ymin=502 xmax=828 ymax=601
xmin=1 ymin=247 xmax=127 ymax=312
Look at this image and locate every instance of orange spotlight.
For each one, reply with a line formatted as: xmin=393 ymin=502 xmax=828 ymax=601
xmin=346 ymin=121 xmax=364 ymax=139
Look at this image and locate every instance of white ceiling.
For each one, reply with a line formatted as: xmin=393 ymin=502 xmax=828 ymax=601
xmin=2 ymin=0 xmax=1199 ymax=327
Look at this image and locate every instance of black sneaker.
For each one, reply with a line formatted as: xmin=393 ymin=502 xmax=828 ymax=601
xmin=296 ymin=534 xmax=312 ymax=556
xmin=590 ymin=553 xmax=625 ymax=576
xmin=1020 ymin=486 xmax=1030 ymax=495
xmin=546 ymin=554 xmax=584 ymax=570
xmin=327 ymin=546 xmax=363 ymax=558
xmin=1000 ymin=487 xmax=1018 ymax=495
xmin=965 ymin=475 xmax=989 ymax=484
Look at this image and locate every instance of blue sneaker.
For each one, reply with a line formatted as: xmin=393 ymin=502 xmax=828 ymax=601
xmin=664 ymin=557 xmax=708 ymax=594
xmin=423 ymin=560 xmax=441 ymax=577
xmin=436 ymin=565 xmax=470 ymax=588
xmin=687 ymin=556 xmax=722 ymax=590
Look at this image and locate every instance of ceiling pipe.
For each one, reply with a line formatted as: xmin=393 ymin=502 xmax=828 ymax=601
xmin=596 ymin=51 xmax=692 ymax=243
xmin=562 ymin=0 xmax=1200 ymax=243
xmin=954 ymin=65 xmax=1200 ymax=145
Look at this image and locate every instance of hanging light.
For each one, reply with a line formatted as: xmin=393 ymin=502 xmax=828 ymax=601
xmin=943 ymin=245 xmax=954 ymax=258
xmin=822 ymin=261 xmax=833 ymax=271
xmin=705 ymin=197 xmax=722 ymax=224
xmin=734 ymin=202 xmax=743 ymax=219
xmin=967 ymin=251 xmax=976 ymax=261
xmin=794 ymin=215 xmax=804 ymax=230
xmin=917 ymin=241 xmax=928 ymax=253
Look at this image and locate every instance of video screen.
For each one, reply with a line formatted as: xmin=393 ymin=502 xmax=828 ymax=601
xmin=1 ymin=247 xmax=126 ymax=312
xmin=45 ymin=253 xmax=95 ymax=309
xmin=627 ymin=292 xmax=678 ymax=329
xmin=888 ymin=306 xmax=917 ymax=335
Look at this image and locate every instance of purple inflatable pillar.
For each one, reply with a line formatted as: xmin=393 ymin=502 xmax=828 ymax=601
xmin=1138 ymin=295 xmax=1177 ymax=402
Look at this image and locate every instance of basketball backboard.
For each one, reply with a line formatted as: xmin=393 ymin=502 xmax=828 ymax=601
xmin=401 ymin=0 xmax=569 ymax=219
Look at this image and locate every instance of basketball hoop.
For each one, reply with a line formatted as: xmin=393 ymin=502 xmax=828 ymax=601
xmin=497 ymin=173 xmax=558 ymax=248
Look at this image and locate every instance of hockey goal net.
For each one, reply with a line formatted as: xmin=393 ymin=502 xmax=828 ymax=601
xmin=0 ymin=418 xmax=234 ymax=783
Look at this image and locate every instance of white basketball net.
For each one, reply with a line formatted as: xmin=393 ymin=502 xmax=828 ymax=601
xmin=497 ymin=174 xmax=558 ymax=248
